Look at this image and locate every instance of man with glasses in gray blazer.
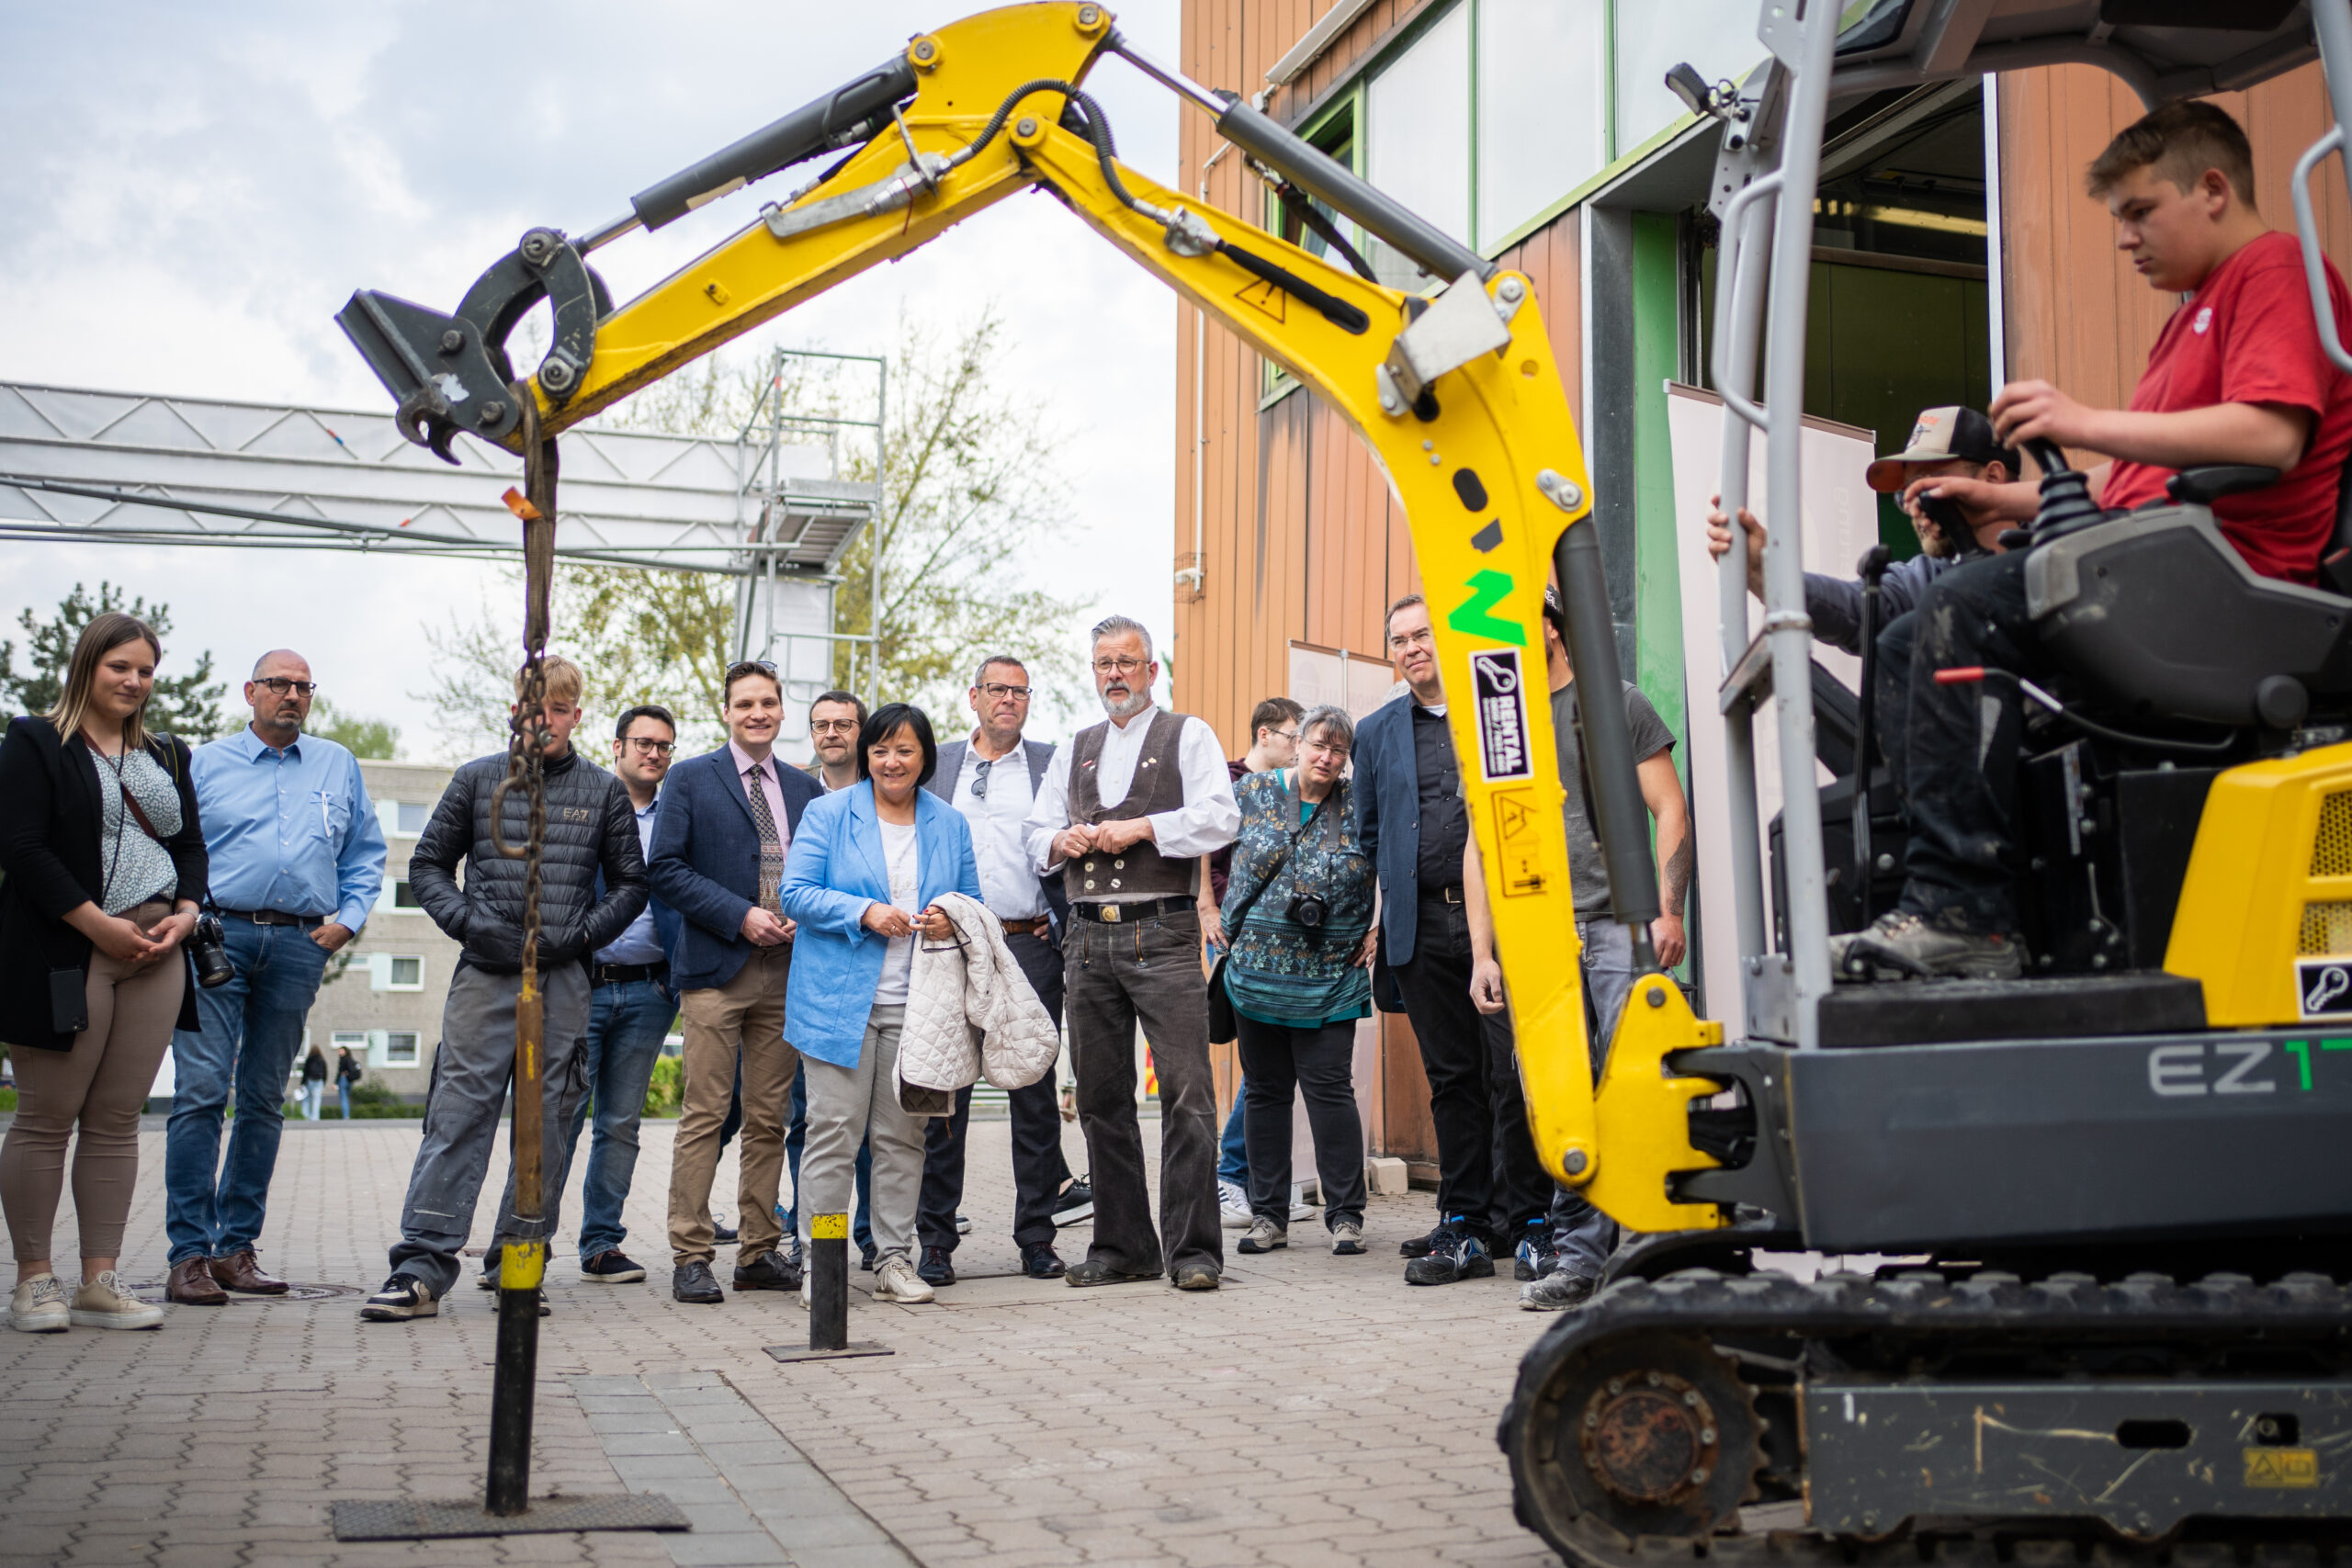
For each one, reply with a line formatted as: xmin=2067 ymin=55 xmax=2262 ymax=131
xmin=914 ymin=655 xmax=1076 ymax=1285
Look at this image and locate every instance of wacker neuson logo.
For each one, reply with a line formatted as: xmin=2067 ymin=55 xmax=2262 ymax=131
xmin=1471 ymin=649 xmax=1533 ymax=783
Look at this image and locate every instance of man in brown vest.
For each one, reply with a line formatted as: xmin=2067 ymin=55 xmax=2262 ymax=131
xmin=1023 ymin=615 xmax=1240 ymax=1290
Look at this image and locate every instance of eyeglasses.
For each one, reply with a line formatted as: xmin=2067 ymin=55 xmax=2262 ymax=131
xmin=1092 ymin=657 xmax=1148 ymax=676
xmin=623 ymin=737 xmax=675 ymax=756
xmin=1387 ymin=627 xmax=1435 ymax=651
xmin=254 ymin=678 xmax=319 ymax=696
xmin=1268 ymin=728 xmax=1300 ymax=744
xmin=810 ymin=718 xmax=860 ymax=736
xmin=969 ymin=757 xmax=995 ymax=798
xmin=977 ymin=682 xmax=1033 ymax=700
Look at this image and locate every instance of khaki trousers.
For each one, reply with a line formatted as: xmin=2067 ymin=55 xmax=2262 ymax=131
xmin=667 ymin=944 xmax=797 ymax=1266
xmin=3 ymin=900 xmax=184 ymax=1264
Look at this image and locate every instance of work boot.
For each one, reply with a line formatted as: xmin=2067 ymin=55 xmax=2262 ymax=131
xmin=1843 ymin=908 xmax=2022 ymax=981
xmin=1520 ymin=1269 xmax=1600 ymax=1313
xmin=166 ymin=1258 xmax=229 ymax=1305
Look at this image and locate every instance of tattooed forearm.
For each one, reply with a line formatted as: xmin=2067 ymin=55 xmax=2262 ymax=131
xmin=1662 ymin=831 xmax=1694 ymax=919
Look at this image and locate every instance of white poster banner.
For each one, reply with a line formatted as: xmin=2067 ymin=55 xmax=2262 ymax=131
xmin=1662 ymin=383 xmax=1880 ymax=1036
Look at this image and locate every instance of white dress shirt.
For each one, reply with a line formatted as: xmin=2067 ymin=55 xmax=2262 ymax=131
xmin=1023 ymin=705 xmax=1240 ymax=897
xmin=951 ymin=739 xmax=1044 ymax=920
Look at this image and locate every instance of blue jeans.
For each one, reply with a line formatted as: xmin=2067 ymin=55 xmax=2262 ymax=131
xmin=1217 ymin=1081 xmax=1248 ymax=1187
xmin=164 ymin=918 xmax=331 ymax=1265
xmin=783 ymin=1068 xmax=870 ymax=1254
xmin=337 ymin=1081 xmax=353 ymax=1120
xmin=560 ymin=978 xmax=675 ymax=1262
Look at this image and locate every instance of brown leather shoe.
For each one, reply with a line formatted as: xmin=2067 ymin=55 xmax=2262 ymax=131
xmin=166 ymin=1258 xmax=229 ymax=1305
xmin=208 ymin=1250 xmax=288 ymax=1295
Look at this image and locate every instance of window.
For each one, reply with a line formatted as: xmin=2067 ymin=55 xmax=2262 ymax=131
xmin=1364 ymin=3 xmax=1471 ymax=290
xmin=1612 ymin=1 xmax=1768 ymax=163
xmin=380 ymin=1032 xmax=420 ymax=1067
xmin=368 ymin=953 xmax=424 ymax=992
xmin=1476 ymin=0 xmax=1606 ymax=249
xmin=332 ymin=1031 xmax=368 ymax=1056
xmin=392 ymin=880 xmax=424 ymax=910
xmin=395 ymin=801 xmax=430 ymax=836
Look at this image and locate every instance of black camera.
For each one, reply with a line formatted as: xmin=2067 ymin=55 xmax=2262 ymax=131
xmin=1284 ymin=890 xmax=1329 ymax=942
xmin=187 ymin=914 xmax=233 ymax=990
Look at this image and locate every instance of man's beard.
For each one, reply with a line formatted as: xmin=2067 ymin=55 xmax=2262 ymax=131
xmin=1100 ymin=683 xmax=1151 ymax=720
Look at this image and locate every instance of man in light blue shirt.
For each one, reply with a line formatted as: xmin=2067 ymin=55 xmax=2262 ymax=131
xmin=164 ymin=650 xmax=385 ymax=1306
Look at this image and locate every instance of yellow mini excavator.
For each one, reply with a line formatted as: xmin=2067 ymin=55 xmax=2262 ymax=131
xmin=337 ymin=4 xmax=2352 ymax=1562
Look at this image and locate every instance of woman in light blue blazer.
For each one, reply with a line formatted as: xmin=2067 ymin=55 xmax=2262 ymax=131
xmin=778 ymin=703 xmax=979 ymax=1305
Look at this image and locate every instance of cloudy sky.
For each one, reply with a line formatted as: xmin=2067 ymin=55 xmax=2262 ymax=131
xmin=0 ymin=1 xmax=1187 ymax=757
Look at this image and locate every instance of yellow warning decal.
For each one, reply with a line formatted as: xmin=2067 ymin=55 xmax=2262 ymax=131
xmin=810 ymin=1213 xmax=850 ymax=1240
xmin=1490 ymin=786 xmax=1552 ymax=897
xmin=2245 ymin=1449 xmax=2320 ymax=1488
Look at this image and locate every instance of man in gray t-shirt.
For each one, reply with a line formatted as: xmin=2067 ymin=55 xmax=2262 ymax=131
xmin=1468 ymin=585 xmax=1691 ymax=1310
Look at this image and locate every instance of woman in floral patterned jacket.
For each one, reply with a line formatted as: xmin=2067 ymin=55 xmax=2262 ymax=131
xmin=1217 ymin=704 xmax=1376 ymax=1258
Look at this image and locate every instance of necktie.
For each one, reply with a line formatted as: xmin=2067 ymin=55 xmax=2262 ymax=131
xmin=744 ymin=764 xmax=784 ymax=913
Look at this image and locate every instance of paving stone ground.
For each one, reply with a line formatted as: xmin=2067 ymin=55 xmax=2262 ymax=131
xmin=0 ymin=1111 xmax=1562 ymax=1566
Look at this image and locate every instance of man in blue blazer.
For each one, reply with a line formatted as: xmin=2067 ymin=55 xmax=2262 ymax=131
xmin=913 ymin=657 xmax=1076 ymax=1285
xmin=646 ymin=662 xmax=821 ymax=1304
xmin=1352 ymin=594 xmax=1550 ymax=1287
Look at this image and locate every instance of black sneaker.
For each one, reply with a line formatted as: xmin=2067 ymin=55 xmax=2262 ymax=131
xmin=917 ymin=1246 xmax=956 ymax=1288
xmin=1404 ymin=1227 xmax=1496 ymax=1286
xmin=672 ymin=1261 xmax=724 ymax=1304
xmin=1399 ymin=1225 xmax=1446 ymax=1258
xmin=733 ymin=1249 xmax=801 ymax=1292
xmin=1513 ymin=1226 xmax=1557 ymax=1282
xmin=1022 ymin=1242 xmax=1066 ymax=1279
xmin=1053 ymin=1175 xmax=1095 ymax=1226
xmin=859 ymin=1244 xmax=876 ymax=1273
xmin=711 ymin=1221 xmax=740 ymax=1246
xmin=582 ymin=1249 xmax=647 ymax=1283
xmin=361 ymin=1272 xmax=438 ymax=1321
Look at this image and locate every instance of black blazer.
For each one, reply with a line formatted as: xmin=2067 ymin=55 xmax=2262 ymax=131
xmin=0 ymin=715 xmax=207 ymax=1050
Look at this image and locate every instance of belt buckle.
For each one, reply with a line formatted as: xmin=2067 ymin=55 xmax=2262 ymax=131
xmin=1102 ymin=904 xmax=1122 ymax=923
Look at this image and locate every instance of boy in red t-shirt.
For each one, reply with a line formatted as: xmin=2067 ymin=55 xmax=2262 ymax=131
xmin=1844 ymin=100 xmax=2352 ymax=982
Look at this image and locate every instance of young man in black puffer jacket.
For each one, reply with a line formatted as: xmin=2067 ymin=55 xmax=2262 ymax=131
xmin=364 ymin=657 xmax=648 ymax=1321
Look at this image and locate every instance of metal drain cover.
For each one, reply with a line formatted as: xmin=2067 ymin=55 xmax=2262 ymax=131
xmin=125 ymin=1280 xmax=364 ymax=1304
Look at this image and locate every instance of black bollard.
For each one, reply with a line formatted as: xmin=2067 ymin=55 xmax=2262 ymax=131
xmin=808 ymin=1212 xmax=848 ymax=1352
xmin=486 ymin=1240 xmax=545 ymax=1516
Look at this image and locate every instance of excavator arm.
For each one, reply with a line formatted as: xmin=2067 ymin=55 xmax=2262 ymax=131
xmin=336 ymin=0 xmax=1724 ymax=1235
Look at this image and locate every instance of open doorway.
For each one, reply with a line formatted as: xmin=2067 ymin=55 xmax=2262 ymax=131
xmin=1696 ymin=80 xmax=1994 ymax=557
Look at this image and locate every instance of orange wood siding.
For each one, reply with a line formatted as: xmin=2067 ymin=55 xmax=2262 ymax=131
xmin=2000 ymin=60 xmax=2352 ymax=466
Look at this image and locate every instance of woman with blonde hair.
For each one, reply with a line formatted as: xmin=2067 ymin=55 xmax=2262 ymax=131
xmin=0 ymin=611 xmax=209 ymax=1332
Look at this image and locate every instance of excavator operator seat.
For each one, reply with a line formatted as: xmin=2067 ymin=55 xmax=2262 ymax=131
xmin=2023 ymin=496 xmax=2352 ymax=729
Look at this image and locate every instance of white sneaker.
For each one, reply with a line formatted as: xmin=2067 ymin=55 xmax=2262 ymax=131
xmin=1287 ymin=1181 xmax=1318 ymax=1224
xmin=871 ymin=1256 xmax=934 ymax=1304
xmin=70 ymin=1270 xmax=164 ymax=1330
xmin=1218 ymin=1180 xmax=1252 ymax=1229
xmin=8 ymin=1274 xmax=69 ymax=1333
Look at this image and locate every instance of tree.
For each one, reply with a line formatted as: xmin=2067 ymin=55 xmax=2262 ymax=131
xmin=0 ymin=581 xmax=225 ymax=737
xmin=310 ymin=696 xmax=400 ymax=760
xmin=418 ymin=313 xmax=1081 ymax=753
xmin=831 ymin=310 xmax=1082 ymax=711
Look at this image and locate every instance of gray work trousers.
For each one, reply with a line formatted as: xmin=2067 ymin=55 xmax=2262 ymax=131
xmin=390 ymin=962 xmax=591 ymax=1297
xmin=795 ymin=1005 xmax=925 ymax=1269
xmin=1066 ymin=906 xmax=1222 ymax=1278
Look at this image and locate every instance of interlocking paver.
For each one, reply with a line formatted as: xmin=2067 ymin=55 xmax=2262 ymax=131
xmin=0 ymin=1112 xmax=1562 ymax=1566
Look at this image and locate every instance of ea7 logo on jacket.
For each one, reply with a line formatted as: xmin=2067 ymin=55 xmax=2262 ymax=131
xmin=557 ymin=807 xmax=594 ymax=824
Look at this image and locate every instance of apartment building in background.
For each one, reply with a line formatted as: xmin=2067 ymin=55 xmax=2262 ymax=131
xmin=305 ymin=758 xmax=460 ymax=1100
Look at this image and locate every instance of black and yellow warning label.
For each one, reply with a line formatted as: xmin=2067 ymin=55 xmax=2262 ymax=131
xmin=2244 ymin=1448 xmax=2319 ymax=1488
xmin=1489 ymin=786 xmax=1549 ymax=897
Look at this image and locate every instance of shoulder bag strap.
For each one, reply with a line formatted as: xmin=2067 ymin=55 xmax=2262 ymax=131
xmin=1225 ymin=784 xmax=1328 ymax=936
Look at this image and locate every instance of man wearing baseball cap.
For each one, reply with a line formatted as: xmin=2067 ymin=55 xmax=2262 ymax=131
xmin=1704 ymin=404 xmax=2021 ymax=658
